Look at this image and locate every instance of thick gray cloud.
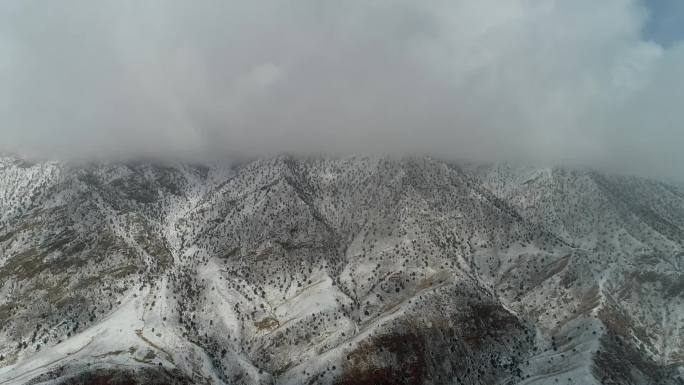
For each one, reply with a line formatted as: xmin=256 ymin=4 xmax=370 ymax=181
xmin=0 ymin=0 xmax=682 ymax=180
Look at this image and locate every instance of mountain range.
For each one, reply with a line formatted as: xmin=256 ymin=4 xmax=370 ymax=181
xmin=0 ymin=155 xmax=682 ymax=385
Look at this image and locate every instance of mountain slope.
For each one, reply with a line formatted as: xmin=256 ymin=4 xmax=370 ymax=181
xmin=0 ymin=156 xmax=682 ymax=385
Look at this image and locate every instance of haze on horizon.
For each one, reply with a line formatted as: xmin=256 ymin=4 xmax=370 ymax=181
xmin=0 ymin=0 xmax=683 ymax=181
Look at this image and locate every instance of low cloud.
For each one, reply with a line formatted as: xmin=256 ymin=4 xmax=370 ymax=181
xmin=0 ymin=0 xmax=682 ymax=180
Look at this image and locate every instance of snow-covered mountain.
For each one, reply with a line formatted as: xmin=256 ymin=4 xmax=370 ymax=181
xmin=0 ymin=155 xmax=682 ymax=385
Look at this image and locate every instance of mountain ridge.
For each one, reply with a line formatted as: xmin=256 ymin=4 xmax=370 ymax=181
xmin=0 ymin=155 xmax=682 ymax=384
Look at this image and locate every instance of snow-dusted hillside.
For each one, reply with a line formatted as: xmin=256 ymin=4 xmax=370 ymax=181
xmin=0 ymin=155 xmax=682 ymax=385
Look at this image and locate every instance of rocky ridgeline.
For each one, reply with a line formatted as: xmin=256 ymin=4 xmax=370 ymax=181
xmin=0 ymin=155 xmax=682 ymax=385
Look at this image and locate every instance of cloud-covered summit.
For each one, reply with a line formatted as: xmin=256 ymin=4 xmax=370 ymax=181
xmin=0 ymin=0 xmax=682 ymax=180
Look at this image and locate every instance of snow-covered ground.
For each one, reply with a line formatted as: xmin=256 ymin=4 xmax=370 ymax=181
xmin=0 ymin=155 xmax=682 ymax=384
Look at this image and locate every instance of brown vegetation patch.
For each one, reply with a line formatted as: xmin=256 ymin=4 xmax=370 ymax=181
xmin=462 ymin=302 xmax=522 ymax=348
xmin=255 ymin=317 xmax=280 ymax=331
xmin=336 ymin=330 xmax=426 ymax=385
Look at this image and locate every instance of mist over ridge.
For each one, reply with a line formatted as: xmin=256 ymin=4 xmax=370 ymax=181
xmin=0 ymin=0 xmax=683 ymax=181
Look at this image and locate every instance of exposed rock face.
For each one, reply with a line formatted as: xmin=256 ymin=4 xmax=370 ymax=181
xmin=0 ymin=155 xmax=682 ymax=385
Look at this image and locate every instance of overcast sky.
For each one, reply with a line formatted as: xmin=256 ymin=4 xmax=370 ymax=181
xmin=0 ymin=0 xmax=683 ymax=180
